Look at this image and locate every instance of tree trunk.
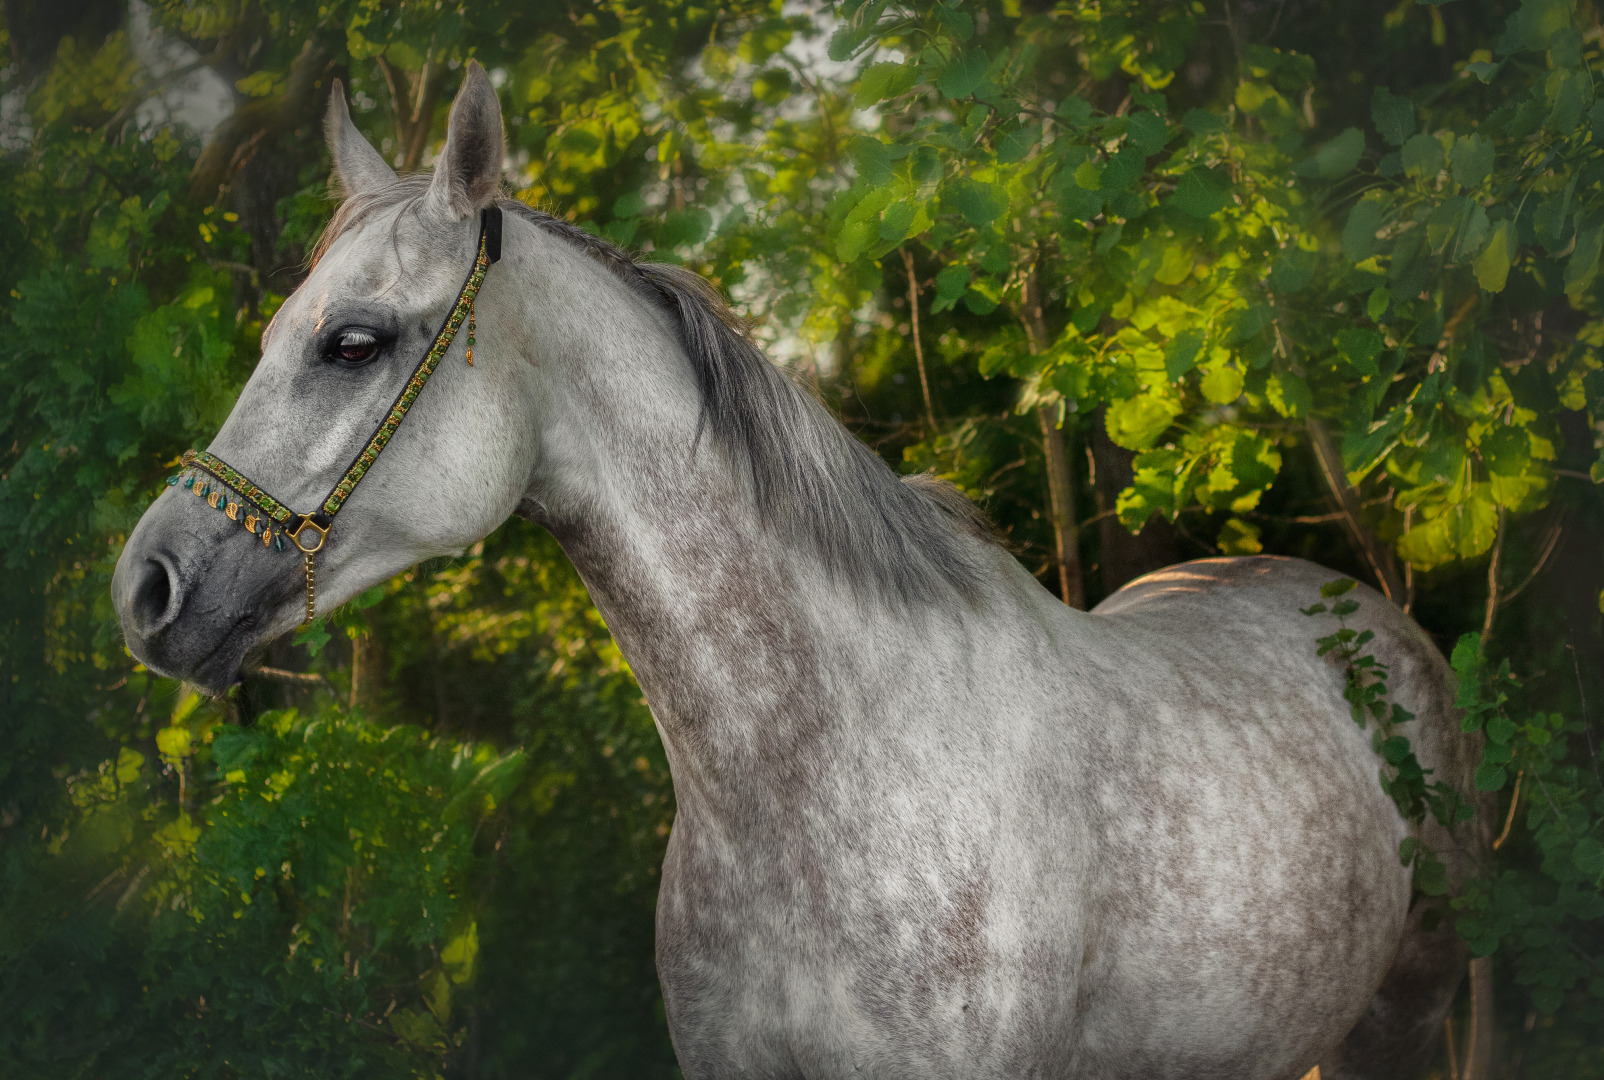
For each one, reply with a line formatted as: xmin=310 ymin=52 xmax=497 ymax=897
xmin=1090 ymin=411 xmax=1181 ymax=596
xmin=1037 ymin=407 xmax=1086 ymax=609
xmin=1461 ymin=957 xmax=1495 ymax=1080
xmin=1306 ymin=417 xmax=1406 ymax=604
xmin=1020 ymin=258 xmax=1084 ymax=609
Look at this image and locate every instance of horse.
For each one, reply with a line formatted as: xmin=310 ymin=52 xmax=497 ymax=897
xmin=112 ymin=63 xmax=1484 ymax=1079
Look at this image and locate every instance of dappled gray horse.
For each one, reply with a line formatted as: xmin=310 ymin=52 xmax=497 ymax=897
xmin=113 ymin=64 xmax=1483 ymax=1079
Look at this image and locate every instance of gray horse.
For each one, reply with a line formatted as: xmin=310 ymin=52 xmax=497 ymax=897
xmin=112 ymin=65 xmax=1483 ymax=1079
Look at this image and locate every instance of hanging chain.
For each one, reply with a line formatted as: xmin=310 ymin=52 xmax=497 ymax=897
xmin=302 ymin=552 xmax=317 ymax=626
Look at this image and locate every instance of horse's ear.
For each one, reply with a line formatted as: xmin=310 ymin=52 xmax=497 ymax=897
xmin=325 ymin=80 xmax=397 ymax=199
xmin=424 ymin=61 xmax=504 ymax=221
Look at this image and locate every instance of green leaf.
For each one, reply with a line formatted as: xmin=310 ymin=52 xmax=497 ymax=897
xmin=938 ymin=50 xmax=989 ymax=100
xmin=1164 ymin=329 xmax=1205 ymax=381
xmin=1473 ymin=220 xmax=1515 ymax=293
xmin=1181 ymin=108 xmax=1228 ymax=133
xmin=1268 ymin=247 xmax=1317 ymax=293
xmin=1401 ymin=133 xmax=1445 ymax=179
xmin=1574 ymin=838 xmax=1604 ymax=877
xmin=850 ymin=137 xmax=894 ymax=185
xmin=1106 ymin=394 xmax=1181 ymax=450
xmin=1486 ymin=716 xmax=1517 ymax=744
xmin=1217 ymin=517 xmax=1262 ymax=554
xmin=658 ymin=207 xmax=711 ymax=248
xmin=1294 ymin=127 xmax=1365 ymax=179
xmin=1056 ymin=95 xmax=1093 ymax=127
xmin=879 ymin=199 xmax=918 ymax=242
xmin=1413 ymin=854 xmax=1450 ymax=896
xmin=1169 ymin=169 xmax=1230 ymax=218
xmin=613 ymin=191 xmax=646 ymax=218
xmin=997 ymin=123 xmax=1043 ymax=164
xmin=1450 ymin=134 xmax=1494 ymax=188
xmin=1464 ymin=60 xmax=1501 ymax=83
xmin=1565 ymin=225 xmax=1603 ymax=298
xmin=1336 ymin=328 xmax=1385 ymax=375
xmin=855 ymin=61 xmax=917 ymax=108
xmin=1267 ymin=373 xmax=1312 ymax=418
xmin=1126 ymin=112 xmax=1170 ymax=154
xmin=1372 ymin=88 xmax=1416 ymax=147
xmin=948 ymin=179 xmax=1009 ymax=227
xmin=293 ymin=616 xmax=332 ymax=656
xmin=962 ymin=286 xmax=999 ymax=315
xmin=933 ymin=265 xmax=972 ymax=310
xmin=1474 ymin=761 xmax=1508 ymax=791
xmin=1398 ymin=837 xmax=1420 ymax=865
xmin=1367 ymin=287 xmax=1392 ymax=321
xmin=1200 ymin=364 xmax=1244 ymax=404
xmin=1340 ymin=199 xmax=1392 ymax=263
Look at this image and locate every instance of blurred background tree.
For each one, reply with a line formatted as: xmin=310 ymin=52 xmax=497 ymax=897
xmin=0 ymin=0 xmax=1599 ymax=1076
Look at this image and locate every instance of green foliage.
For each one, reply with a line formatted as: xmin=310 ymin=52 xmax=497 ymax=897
xmin=1452 ymin=636 xmax=1604 ymax=1021
xmin=5 ymin=0 xmax=1604 ymax=1072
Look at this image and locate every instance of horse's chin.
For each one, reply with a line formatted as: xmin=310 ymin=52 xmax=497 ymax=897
xmin=126 ymin=616 xmax=269 ymax=696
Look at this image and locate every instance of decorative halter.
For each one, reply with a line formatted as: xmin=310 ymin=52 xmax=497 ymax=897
xmin=166 ymin=207 xmax=503 ymax=627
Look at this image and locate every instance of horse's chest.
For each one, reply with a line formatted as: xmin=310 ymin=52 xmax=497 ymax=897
xmin=654 ymin=808 xmax=1081 ymax=1079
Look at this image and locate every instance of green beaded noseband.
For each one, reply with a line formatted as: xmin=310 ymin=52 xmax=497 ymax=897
xmin=167 ymin=207 xmax=503 ymax=626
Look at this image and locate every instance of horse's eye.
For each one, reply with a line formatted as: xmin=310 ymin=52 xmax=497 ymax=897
xmin=330 ymin=329 xmax=380 ymax=366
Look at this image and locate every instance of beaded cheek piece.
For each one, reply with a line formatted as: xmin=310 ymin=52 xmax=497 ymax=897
xmin=167 ymin=207 xmax=503 ymax=627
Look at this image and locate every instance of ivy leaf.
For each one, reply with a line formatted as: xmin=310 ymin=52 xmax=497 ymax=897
xmin=1372 ymin=87 xmax=1416 ymax=147
xmin=1474 ymin=761 xmax=1509 ymax=791
xmin=938 ymin=50 xmax=989 ymax=100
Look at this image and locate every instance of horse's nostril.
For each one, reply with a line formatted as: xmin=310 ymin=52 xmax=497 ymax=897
xmin=130 ymin=558 xmax=177 ymax=635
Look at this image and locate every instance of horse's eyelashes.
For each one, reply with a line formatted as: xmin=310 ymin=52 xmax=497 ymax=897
xmin=327 ymin=327 xmax=385 ymax=367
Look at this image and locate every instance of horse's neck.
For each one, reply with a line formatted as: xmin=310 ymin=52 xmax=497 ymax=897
xmin=543 ymin=439 xmax=865 ymax=783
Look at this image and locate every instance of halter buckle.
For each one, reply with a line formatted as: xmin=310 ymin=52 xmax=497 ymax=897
xmin=287 ymin=514 xmax=332 ymax=554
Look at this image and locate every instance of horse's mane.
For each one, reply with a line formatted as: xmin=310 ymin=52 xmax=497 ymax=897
xmin=313 ymin=178 xmax=998 ymax=606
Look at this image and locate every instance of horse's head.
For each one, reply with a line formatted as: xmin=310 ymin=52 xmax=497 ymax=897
xmin=113 ymin=63 xmax=539 ymax=692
